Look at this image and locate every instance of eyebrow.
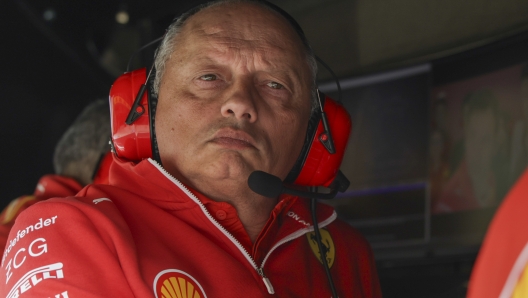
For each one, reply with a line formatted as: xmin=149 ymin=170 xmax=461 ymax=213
xmin=183 ymin=47 xmax=308 ymax=91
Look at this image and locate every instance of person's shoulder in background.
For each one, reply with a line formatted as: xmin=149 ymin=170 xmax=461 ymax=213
xmin=468 ymin=168 xmax=528 ymax=298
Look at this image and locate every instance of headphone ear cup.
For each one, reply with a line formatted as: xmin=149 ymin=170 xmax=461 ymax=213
xmin=109 ymin=68 xmax=153 ymax=161
xmin=287 ymin=95 xmax=352 ymax=187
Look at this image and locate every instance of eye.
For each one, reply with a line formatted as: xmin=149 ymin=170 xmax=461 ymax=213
xmin=200 ymin=74 xmax=217 ymax=81
xmin=267 ymin=81 xmax=284 ymax=89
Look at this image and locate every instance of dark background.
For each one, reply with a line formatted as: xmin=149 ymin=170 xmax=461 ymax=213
xmin=2 ymin=0 xmax=528 ymax=297
xmin=0 ymin=0 xmax=205 ymax=203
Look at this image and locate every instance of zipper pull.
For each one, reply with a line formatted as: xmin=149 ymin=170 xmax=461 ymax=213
xmin=257 ymin=268 xmax=275 ymax=294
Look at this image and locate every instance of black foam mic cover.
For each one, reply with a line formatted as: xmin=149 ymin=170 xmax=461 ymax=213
xmin=248 ymin=171 xmax=339 ymax=200
xmin=248 ymin=171 xmax=283 ymax=198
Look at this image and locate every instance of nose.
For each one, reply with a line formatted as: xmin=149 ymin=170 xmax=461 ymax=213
xmin=220 ymin=83 xmax=258 ymax=123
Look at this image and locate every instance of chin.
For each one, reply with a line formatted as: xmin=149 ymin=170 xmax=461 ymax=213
xmin=201 ymin=157 xmax=253 ymax=182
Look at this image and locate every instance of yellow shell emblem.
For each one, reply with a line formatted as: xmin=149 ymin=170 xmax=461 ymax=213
xmin=1 ymin=195 xmax=36 ymax=224
xmin=307 ymin=228 xmax=335 ymax=268
xmin=154 ymin=270 xmax=207 ymax=298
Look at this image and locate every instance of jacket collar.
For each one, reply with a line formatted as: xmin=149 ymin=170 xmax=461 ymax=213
xmin=108 ymin=155 xmax=337 ymax=243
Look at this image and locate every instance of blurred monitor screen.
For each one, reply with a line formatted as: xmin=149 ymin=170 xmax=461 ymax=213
xmin=321 ymin=65 xmax=431 ymax=247
xmin=429 ymin=33 xmax=528 ymax=253
xmin=320 ymin=31 xmax=528 ymax=259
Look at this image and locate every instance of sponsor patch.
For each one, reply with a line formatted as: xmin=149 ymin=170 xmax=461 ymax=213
xmin=153 ymin=269 xmax=207 ymax=298
xmin=49 ymin=291 xmax=69 ymax=298
xmin=306 ymin=229 xmax=336 ymax=268
xmin=5 ymin=238 xmax=48 ymax=284
xmin=3 ymin=217 xmax=58 ymax=267
xmin=287 ymin=211 xmax=310 ymax=226
xmin=6 ymin=262 xmax=64 ymax=298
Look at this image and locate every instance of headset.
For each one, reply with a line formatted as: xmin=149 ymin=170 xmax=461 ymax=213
xmin=108 ymin=1 xmax=352 ymax=296
xmin=109 ymin=67 xmax=351 ymax=188
xmin=108 ymin=0 xmax=352 ymax=189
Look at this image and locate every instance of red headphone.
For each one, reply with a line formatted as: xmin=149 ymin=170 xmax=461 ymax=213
xmin=109 ymin=67 xmax=351 ymax=188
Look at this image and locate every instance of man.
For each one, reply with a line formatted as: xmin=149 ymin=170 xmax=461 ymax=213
xmin=434 ymin=90 xmax=509 ymax=213
xmin=0 ymin=1 xmax=381 ymax=297
xmin=0 ymin=100 xmax=112 ymax=252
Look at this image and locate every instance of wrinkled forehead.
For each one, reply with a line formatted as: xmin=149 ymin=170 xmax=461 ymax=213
xmin=177 ymin=2 xmax=307 ymax=58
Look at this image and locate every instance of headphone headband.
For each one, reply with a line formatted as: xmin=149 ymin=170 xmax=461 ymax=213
xmin=109 ymin=0 xmax=352 ymax=188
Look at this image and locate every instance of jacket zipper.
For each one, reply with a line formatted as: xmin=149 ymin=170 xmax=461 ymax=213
xmin=148 ymin=159 xmax=336 ymax=295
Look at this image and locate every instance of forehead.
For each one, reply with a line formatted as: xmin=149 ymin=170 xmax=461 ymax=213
xmin=187 ymin=3 xmax=301 ymax=42
xmin=174 ymin=3 xmax=308 ymax=68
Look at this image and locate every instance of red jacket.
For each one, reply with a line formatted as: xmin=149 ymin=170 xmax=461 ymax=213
xmin=0 ymin=175 xmax=82 ymax=252
xmin=467 ymin=168 xmax=528 ymax=298
xmin=0 ymin=152 xmax=112 ymax=253
xmin=0 ymin=157 xmax=381 ymax=297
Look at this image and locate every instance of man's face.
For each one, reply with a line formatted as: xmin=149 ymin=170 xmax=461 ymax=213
xmin=465 ymin=109 xmax=496 ymax=176
xmin=155 ymin=3 xmax=313 ymax=190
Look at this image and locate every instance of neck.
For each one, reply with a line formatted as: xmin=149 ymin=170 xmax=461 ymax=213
xmin=189 ymin=178 xmax=278 ymax=242
xmin=233 ymin=194 xmax=278 ymax=242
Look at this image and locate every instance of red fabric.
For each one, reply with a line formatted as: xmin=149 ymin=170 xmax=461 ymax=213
xmin=0 ymin=175 xmax=82 ymax=252
xmin=433 ymin=160 xmax=481 ymax=213
xmin=92 ymin=151 xmax=113 ymax=185
xmin=467 ymin=168 xmax=528 ymax=298
xmin=0 ymin=156 xmax=381 ymax=297
xmin=191 ymin=189 xmax=256 ymax=253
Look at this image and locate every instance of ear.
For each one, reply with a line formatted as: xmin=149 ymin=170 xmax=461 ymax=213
xmin=285 ymin=93 xmax=352 ymax=187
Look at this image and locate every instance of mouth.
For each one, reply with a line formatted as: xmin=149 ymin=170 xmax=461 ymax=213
xmin=210 ymin=128 xmax=257 ymax=150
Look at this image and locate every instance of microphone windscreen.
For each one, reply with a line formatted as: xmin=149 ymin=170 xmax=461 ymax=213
xmin=248 ymin=171 xmax=283 ymax=198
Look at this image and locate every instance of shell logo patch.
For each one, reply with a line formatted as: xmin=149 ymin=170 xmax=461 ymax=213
xmin=306 ymin=228 xmax=335 ymax=268
xmin=153 ymin=269 xmax=207 ymax=298
xmin=2 ymin=195 xmax=36 ymax=224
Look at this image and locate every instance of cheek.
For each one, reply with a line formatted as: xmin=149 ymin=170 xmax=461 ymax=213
xmin=272 ymin=111 xmax=309 ymax=158
xmin=155 ymin=104 xmax=178 ymax=158
xmin=156 ymin=90 xmax=221 ymax=153
xmin=155 ymin=95 xmax=192 ymax=151
xmin=157 ymin=89 xmax=203 ymax=127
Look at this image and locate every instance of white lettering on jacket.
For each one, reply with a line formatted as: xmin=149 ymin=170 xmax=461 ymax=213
xmin=6 ymin=262 xmax=64 ymax=298
xmin=5 ymin=238 xmax=48 ymax=284
xmin=93 ymin=198 xmax=112 ymax=204
xmin=287 ymin=211 xmax=311 ymax=226
xmin=49 ymin=290 xmax=69 ymax=298
xmin=2 ymin=216 xmax=58 ymax=267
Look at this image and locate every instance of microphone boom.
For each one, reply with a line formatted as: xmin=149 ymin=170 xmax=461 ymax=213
xmin=248 ymin=171 xmax=283 ymax=198
xmin=248 ymin=171 xmax=338 ymax=199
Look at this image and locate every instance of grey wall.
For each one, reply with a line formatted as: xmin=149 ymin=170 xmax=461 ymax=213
xmin=272 ymin=0 xmax=528 ymax=79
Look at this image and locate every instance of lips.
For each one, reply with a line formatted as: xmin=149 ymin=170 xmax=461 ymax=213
xmin=210 ymin=128 xmax=257 ymax=149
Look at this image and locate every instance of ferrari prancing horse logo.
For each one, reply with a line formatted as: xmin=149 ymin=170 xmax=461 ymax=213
xmin=307 ymin=228 xmax=335 ymax=268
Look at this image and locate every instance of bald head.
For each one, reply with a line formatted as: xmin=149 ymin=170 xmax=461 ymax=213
xmin=153 ymin=0 xmax=318 ymax=111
